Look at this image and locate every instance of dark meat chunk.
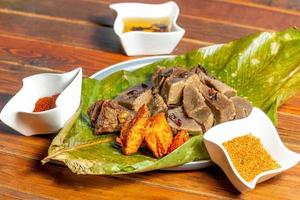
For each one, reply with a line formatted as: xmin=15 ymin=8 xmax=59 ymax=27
xmin=87 ymin=100 xmax=103 ymax=127
xmin=190 ymin=65 xmax=209 ymax=82
xmin=191 ymin=65 xmax=237 ymax=98
xmin=183 ymin=84 xmax=212 ymax=125
xmin=93 ymin=100 xmax=132 ymax=134
xmin=161 ymin=71 xmax=200 ymax=105
xmin=151 ymin=67 xmax=174 ymax=90
xmin=197 ymin=83 xmax=236 ymax=124
xmin=148 ymin=93 xmax=168 ymax=115
xmin=201 ymin=113 xmax=214 ymax=132
xmin=167 ymin=107 xmax=202 ymax=132
xmin=231 ymin=96 xmax=253 ymax=119
xmin=115 ymin=84 xmax=152 ymax=112
xmin=205 ymin=78 xmax=237 ymax=98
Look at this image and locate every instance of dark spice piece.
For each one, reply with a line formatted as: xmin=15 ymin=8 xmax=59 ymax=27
xmin=159 ymin=68 xmax=173 ymax=77
xmin=208 ymin=88 xmax=218 ymax=101
xmin=141 ymin=83 xmax=148 ymax=88
xmin=126 ymin=90 xmax=142 ymax=98
xmin=179 ymin=71 xmax=189 ymax=78
xmin=131 ymin=26 xmax=144 ymax=31
xmin=168 ymin=113 xmax=182 ymax=127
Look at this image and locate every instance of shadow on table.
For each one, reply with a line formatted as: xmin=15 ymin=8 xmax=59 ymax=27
xmin=34 ymin=158 xmax=242 ymax=197
xmin=32 ymin=160 xmax=151 ymax=193
xmin=157 ymin=167 xmax=242 ymax=196
xmin=0 ymin=121 xmax=19 ymax=135
xmin=89 ymin=15 xmax=125 ymax=55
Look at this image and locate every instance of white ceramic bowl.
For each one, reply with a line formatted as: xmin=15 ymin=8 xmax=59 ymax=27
xmin=110 ymin=1 xmax=185 ymax=56
xmin=204 ymin=107 xmax=300 ymax=192
xmin=0 ymin=68 xmax=82 ymax=136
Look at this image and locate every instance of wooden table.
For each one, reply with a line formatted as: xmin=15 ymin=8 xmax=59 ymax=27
xmin=0 ymin=0 xmax=299 ymax=199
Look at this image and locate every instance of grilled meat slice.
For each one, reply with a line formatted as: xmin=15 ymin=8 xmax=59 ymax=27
xmin=198 ymin=83 xmax=236 ymax=124
xmin=167 ymin=107 xmax=202 ymax=132
xmin=115 ymin=83 xmax=152 ymax=112
xmin=205 ymin=78 xmax=237 ymax=98
xmin=201 ymin=113 xmax=214 ymax=132
xmin=191 ymin=65 xmax=237 ymax=98
xmin=183 ymin=84 xmax=212 ymax=125
xmin=231 ymin=96 xmax=253 ymax=119
xmin=93 ymin=100 xmax=132 ymax=134
xmin=151 ymin=67 xmax=174 ymax=91
xmin=87 ymin=100 xmax=103 ymax=127
xmin=148 ymin=93 xmax=168 ymax=115
xmin=160 ymin=70 xmax=200 ymax=105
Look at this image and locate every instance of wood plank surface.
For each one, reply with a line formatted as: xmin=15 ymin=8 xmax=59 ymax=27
xmin=0 ymin=0 xmax=299 ymax=199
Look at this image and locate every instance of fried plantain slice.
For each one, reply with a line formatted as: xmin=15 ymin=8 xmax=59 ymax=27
xmin=167 ymin=130 xmax=189 ymax=154
xmin=117 ymin=105 xmax=149 ymax=155
xmin=144 ymin=112 xmax=173 ymax=158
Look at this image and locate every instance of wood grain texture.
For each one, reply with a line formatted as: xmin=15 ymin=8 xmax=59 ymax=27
xmin=0 ymin=0 xmax=259 ymax=43
xmin=235 ymin=0 xmax=300 ymax=12
xmin=104 ymin=0 xmax=300 ymax=30
xmin=0 ymin=0 xmax=299 ymax=199
xmin=0 ymin=151 xmax=221 ymax=200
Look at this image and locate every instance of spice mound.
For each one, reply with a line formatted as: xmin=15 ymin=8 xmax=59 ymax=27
xmin=223 ymin=134 xmax=280 ymax=182
xmin=33 ymin=94 xmax=59 ymax=112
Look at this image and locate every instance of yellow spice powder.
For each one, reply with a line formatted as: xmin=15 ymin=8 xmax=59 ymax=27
xmin=223 ymin=134 xmax=280 ymax=182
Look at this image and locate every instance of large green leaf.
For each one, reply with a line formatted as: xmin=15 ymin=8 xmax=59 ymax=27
xmin=42 ymin=28 xmax=300 ymax=174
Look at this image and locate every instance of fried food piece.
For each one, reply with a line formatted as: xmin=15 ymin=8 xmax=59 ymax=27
xmin=167 ymin=130 xmax=189 ymax=154
xmin=144 ymin=112 xmax=173 ymax=158
xmin=117 ymin=105 xmax=149 ymax=155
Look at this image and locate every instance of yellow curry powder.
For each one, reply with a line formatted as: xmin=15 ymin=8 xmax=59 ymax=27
xmin=223 ymin=134 xmax=280 ymax=182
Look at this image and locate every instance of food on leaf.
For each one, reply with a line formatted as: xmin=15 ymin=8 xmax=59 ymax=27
xmin=117 ymin=105 xmax=149 ymax=155
xmin=168 ymin=130 xmax=189 ymax=153
xmin=43 ymin=28 xmax=300 ymax=175
xmin=144 ymin=112 xmax=173 ymax=158
xmin=88 ymin=65 xmax=255 ymax=157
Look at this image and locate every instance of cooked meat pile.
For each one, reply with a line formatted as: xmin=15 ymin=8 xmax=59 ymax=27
xmin=88 ymin=65 xmax=253 ymax=157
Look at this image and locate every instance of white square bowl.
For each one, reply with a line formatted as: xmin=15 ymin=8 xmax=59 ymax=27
xmin=110 ymin=1 xmax=185 ymax=56
xmin=204 ymin=107 xmax=300 ymax=192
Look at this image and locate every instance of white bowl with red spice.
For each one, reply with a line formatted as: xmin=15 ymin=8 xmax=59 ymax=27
xmin=204 ymin=107 xmax=300 ymax=192
xmin=0 ymin=68 xmax=82 ymax=136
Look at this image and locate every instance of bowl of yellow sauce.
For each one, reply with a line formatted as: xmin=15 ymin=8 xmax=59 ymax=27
xmin=110 ymin=1 xmax=185 ymax=56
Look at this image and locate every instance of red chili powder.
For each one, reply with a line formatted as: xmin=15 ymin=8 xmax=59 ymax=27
xmin=33 ymin=94 xmax=59 ymax=112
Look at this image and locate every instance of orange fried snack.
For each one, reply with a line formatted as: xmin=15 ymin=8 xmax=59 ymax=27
xmin=117 ymin=105 xmax=149 ymax=155
xmin=144 ymin=112 xmax=173 ymax=158
xmin=167 ymin=130 xmax=189 ymax=154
